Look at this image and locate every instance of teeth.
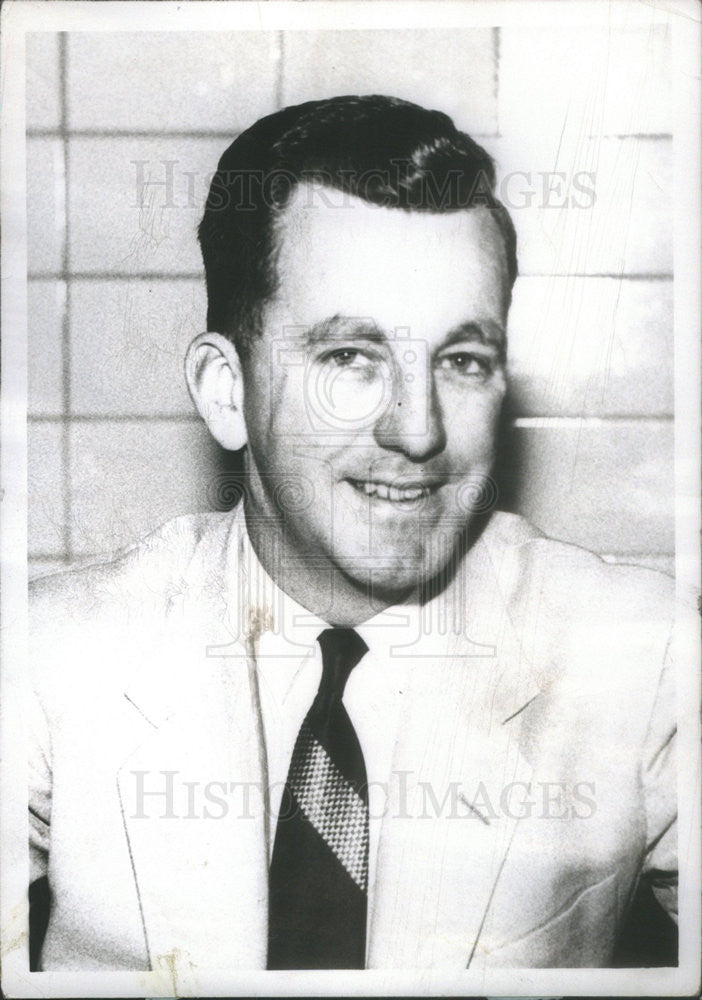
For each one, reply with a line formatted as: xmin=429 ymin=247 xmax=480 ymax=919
xmin=395 ymin=485 xmax=424 ymax=501
xmin=352 ymin=479 xmax=429 ymax=502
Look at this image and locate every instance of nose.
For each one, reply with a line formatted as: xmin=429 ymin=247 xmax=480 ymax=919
xmin=373 ymin=364 xmax=446 ymax=461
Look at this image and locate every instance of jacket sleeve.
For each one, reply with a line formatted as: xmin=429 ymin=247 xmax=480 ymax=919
xmin=29 ymin=681 xmax=52 ymax=884
xmin=640 ymin=632 xmax=677 ymax=922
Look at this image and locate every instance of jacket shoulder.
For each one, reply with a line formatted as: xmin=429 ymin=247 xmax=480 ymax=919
xmin=29 ymin=512 xmax=238 ymax=664
xmin=484 ymin=511 xmax=674 ymax=624
xmin=480 ymin=512 xmax=676 ymax=701
xmin=29 ymin=514 xmax=230 ymax=618
xmin=477 ymin=514 xmax=679 ymax=753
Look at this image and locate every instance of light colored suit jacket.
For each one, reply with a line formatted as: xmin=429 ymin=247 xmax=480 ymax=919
xmin=29 ymin=508 xmax=677 ymax=972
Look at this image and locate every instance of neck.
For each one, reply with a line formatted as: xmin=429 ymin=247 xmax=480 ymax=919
xmin=243 ymin=503 xmax=412 ymax=626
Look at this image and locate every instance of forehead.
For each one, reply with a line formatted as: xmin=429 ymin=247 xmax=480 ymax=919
xmin=270 ymin=185 xmax=509 ymax=334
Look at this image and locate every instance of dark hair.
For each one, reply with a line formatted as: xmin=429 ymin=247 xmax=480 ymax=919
xmin=198 ymin=94 xmax=518 ymax=353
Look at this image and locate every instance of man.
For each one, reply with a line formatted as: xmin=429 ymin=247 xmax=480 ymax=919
xmin=29 ymin=95 xmax=677 ymax=972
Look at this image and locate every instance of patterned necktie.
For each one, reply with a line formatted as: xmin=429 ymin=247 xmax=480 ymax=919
xmin=267 ymin=627 xmax=370 ymax=969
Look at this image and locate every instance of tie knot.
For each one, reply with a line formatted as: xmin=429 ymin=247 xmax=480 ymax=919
xmin=316 ymin=627 xmax=368 ymax=702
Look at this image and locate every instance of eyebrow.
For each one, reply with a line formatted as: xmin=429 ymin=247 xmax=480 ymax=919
xmin=303 ymin=314 xmax=506 ymax=358
xmin=442 ymin=321 xmax=506 ymax=360
xmin=304 ymin=315 xmax=384 ymax=345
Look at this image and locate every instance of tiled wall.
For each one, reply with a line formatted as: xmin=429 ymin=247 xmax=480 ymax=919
xmin=26 ymin=25 xmax=674 ymax=577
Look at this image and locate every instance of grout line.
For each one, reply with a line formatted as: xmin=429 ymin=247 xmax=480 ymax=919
xmin=27 ymin=128 xmax=244 ymax=139
xmin=29 ymin=413 xmax=200 ymax=424
xmin=492 ymin=26 xmax=500 ymax=139
xmin=274 ymin=31 xmax=285 ymax=110
xmin=28 ymin=272 xmax=203 ymax=282
xmin=516 ymin=272 xmax=673 ymax=281
xmin=58 ymin=33 xmax=68 ymax=136
xmin=587 ymin=133 xmax=672 ymax=140
xmin=512 ymin=415 xmax=673 ymax=428
xmin=59 ymin=282 xmax=72 ymax=559
xmin=58 ymin=32 xmax=72 ymax=562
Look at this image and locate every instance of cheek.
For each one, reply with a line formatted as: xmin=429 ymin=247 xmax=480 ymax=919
xmin=244 ymin=362 xmax=301 ymax=443
xmin=443 ymin=385 xmax=504 ymax=454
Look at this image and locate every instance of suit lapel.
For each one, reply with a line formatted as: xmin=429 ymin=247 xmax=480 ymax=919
xmin=367 ymin=520 xmax=542 ymax=969
xmin=116 ymin=512 xmax=270 ymax=975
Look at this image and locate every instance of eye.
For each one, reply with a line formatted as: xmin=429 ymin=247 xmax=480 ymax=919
xmin=321 ymin=347 xmax=381 ymax=376
xmin=328 ymin=348 xmax=360 ymax=367
xmin=438 ymin=352 xmax=491 ymax=376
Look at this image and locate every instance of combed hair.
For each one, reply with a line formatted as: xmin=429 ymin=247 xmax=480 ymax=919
xmin=198 ymin=94 xmax=518 ymax=353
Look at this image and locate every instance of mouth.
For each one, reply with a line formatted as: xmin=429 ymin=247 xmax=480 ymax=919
xmin=346 ymin=477 xmax=440 ymax=504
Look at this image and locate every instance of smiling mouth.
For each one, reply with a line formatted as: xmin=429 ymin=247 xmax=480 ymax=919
xmin=346 ymin=477 xmax=439 ymax=503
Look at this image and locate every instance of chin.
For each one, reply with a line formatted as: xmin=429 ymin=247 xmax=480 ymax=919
xmin=369 ymin=550 xmax=444 ymax=599
xmin=374 ymin=525 xmax=477 ymax=596
xmin=370 ymin=568 xmax=422 ymax=598
xmin=331 ymin=521 xmax=474 ymax=600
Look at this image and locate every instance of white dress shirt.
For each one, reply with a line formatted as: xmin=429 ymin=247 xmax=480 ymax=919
xmin=236 ymin=519 xmax=416 ymax=911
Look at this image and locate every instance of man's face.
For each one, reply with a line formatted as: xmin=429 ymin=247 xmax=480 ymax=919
xmin=240 ymin=186 xmax=508 ymax=602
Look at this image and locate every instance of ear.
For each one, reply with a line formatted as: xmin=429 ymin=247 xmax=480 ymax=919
xmin=185 ymin=332 xmax=247 ymax=451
